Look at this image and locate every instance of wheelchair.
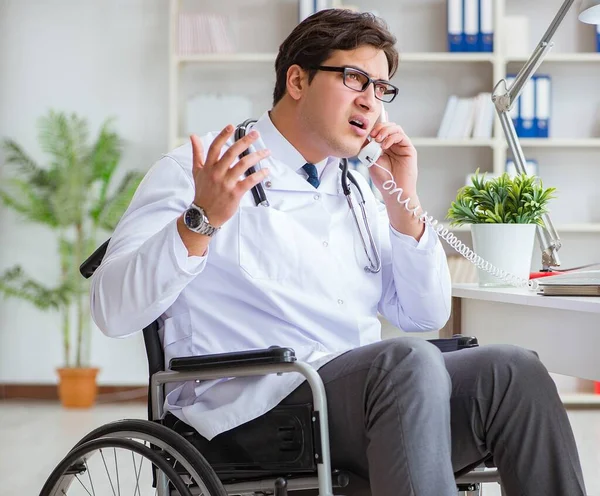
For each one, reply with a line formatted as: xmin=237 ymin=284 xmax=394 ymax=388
xmin=40 ymin=239 xmax=506 ymax=496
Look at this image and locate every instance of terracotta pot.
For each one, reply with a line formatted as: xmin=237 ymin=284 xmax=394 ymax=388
xmin=56 ymin=367 xmax=99 ymax=408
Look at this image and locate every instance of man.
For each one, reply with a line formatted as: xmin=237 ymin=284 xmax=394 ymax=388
xmin=90 ymin=9 xmax=586 ymax=496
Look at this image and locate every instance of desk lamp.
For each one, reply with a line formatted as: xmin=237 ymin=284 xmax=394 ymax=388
xmin=492 ymin=0 xmax=600 ymax=272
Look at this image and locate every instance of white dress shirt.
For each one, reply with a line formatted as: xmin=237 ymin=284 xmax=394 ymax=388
xmin=90 ymin=111 xmax=451 ymax=440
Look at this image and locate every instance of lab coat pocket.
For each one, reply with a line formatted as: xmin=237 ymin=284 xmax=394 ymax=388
xmin=238 ymin=206 xmax=299 ymax=281
xmin=163 ymin=313 xmax=193 ymax=370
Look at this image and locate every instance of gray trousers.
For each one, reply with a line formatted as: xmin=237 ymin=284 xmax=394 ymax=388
xmin=279 ymin=337 xmax=586 ymax=496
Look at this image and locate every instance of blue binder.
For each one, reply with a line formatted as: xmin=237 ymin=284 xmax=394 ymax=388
xmin=464 ymin=0 xmax=479 ymax=51
xmin=535 ymin=75 xmax=551 ymax=138
xmin=448 ymin=0 xmax=464 ymax=51
xmin=479 ymin=0 xmax=493 ymax=52
xmin=597 ymin=25 xmax=600 ymax=52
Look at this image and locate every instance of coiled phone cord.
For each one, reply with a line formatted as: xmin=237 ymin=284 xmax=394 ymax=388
xmin=372 ymin=161 xmax=539 ymax=290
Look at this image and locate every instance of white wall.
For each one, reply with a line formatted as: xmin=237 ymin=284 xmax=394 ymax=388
xmin=0 ymin=0 xmax=170 ymax=384
xmin=0 ymin=0 xmax=596 ymax=393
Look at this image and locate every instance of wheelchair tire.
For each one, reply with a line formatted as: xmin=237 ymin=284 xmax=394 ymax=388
xmin=71 ymin=418 xmax=227 ymax=496
xmin=39 ymin=436 xmax=193 ymax=496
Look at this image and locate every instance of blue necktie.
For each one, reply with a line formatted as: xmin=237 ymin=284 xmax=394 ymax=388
xmin=302 ymin=163 xmax=320 ymax=189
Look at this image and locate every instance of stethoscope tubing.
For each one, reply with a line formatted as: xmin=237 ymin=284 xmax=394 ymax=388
xmin=236 ymin=120 xmax=381 ymax=273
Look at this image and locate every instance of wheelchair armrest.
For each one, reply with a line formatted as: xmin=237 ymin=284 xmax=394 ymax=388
xmin=79 ymin=238 xmax=110 ymax=279
xmin=169 ymin=346 xmax=296 ymax=372
xmin=428 ymin=335 xmax=478 ymax=353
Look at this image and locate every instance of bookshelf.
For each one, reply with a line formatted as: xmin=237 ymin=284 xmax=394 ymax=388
xmin=167 ymin=0 xmax=600 ymax=244
xmin=168 ymin=0 xmax=600 ymax=400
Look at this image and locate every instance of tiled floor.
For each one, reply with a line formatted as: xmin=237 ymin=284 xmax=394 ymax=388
xmin=1 ymin=400 xmax=599 ymax=495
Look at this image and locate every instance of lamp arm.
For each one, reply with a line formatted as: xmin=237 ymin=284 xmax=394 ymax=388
xmin=492 ymin=0 xmax=576 ymax=270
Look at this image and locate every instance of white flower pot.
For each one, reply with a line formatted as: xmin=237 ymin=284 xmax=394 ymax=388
xmin=470 ymin=223 xmax=537 ymax=287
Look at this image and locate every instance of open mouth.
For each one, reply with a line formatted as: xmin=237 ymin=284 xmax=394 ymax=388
xmin=349 ymin=118 xmax=366 ymax=129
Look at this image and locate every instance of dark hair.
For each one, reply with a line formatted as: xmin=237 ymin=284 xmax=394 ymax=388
xmin=273 ymin=9 xmax=399 ymax=106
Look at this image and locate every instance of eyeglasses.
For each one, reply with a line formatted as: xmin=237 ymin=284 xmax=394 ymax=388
xmin=312 ymin=65 xmax=399 ymax=103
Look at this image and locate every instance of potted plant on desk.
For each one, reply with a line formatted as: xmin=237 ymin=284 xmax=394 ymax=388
xmin=0 ymin=110 xmax=143 ymax=407
xmin=446 ymin=170 xmax=556 ymax=287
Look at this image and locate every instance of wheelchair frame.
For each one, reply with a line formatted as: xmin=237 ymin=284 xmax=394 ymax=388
xmin=152 ymin=354 xmax=335 ymax=496
xmin=49 ymin=238 xmax=506 ymax=496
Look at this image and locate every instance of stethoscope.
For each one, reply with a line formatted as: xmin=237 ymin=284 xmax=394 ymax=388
xmin=236 ymin=119 xmax=381 ymax=273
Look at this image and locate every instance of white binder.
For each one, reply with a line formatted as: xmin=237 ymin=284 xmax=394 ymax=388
xmin=535 ymin=75 xmax=551 ymax=138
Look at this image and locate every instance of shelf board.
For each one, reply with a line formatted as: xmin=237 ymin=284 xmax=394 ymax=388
xmin=506 ymin=53 xmax=600 ymax=63
xmin=176 ymin=136 xmax=600 ymax=152
xmin=176 ymin=137 xmax=496 ymax=148
xmin=441 ymin=223 xmax=600 ymax=233
xmin=400 ymin=52 xmax=494 ymax=63
xmin=515 ymin=138 xmax=600 ymax=148
xmin=177 ymin=53 xmax=277 ymax=64
xmin=413 ymin=138 xmax=495 ymax=147
xmin=175 ymin=52 xmax=495 ymax=64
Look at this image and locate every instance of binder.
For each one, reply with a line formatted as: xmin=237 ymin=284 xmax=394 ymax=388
xmin=506 ymin=75 xmax=520 ymax=135
xmin=518 ymin=78 xmax=536 ymax=138
xmin=472 ymin=92 xmax=494 ymax=138
xmin=448 ymin=0 xmax=464 ymax=52
xmin=597 ymin=25 xmax=600 ymax=52
xmin=438 ymin=95 xmax=459 ymax=138
xmin=314 ymin=0 xmax=328 ymax=12
xmin=298 ymin=0 xmax=314 ymax=23
xmin=479 ymin=0 xmax=494 ymax=52
xmin=464 ymin=0 xmax=479 ymax=51
xmin=535 ymin=75 xmax=551 ymax=138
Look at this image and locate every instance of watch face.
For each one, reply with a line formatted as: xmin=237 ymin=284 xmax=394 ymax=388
xmin=184 ymin=207 xmax=203 ymax=229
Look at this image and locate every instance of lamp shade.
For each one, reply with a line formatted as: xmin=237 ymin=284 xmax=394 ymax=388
xmin=578 ymin=0 xmax=600 ymax=24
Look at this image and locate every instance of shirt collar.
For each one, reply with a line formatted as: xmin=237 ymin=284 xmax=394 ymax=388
xmin=250 ymin=111 xmax=342 ymax=195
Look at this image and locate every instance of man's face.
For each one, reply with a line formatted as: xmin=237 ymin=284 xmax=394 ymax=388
xmin=298 ymin=46 xmax=390 ymax=159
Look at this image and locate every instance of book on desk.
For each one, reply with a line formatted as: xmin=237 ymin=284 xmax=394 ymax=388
xmin=537 ymin=270 xmax=600 ymax=296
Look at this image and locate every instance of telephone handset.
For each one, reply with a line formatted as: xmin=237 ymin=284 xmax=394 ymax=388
xmin=355 ymin=103 xmax=537 ymax=290
xmin=356 ymin=105 xmax=386 ymax=167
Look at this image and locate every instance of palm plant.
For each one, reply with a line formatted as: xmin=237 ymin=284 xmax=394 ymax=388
xmin=0 ymin=110 xmax=143 ymax=368
xmin=447 ymin=169 xmax=556 ymax=227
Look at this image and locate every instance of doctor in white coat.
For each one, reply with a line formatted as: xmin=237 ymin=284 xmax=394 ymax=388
xmin=90 ymin=9 xmax=586 ymax=496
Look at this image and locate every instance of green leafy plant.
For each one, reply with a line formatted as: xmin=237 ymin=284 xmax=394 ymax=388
xmin=0 ymin=110 xmax=144 ymax=368
xmin=447 ymin=169 xmax=556 ymax=227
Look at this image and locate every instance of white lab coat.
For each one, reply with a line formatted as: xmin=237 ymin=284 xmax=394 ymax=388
xmin=90 ymin=111 xmax=451 ymax=440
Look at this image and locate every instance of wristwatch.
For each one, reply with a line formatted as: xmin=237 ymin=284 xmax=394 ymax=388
xmin=183 ymin=203 xmax=220 ymax=237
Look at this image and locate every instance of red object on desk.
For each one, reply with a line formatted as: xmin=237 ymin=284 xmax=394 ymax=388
xmin=529 ymin=271 xmax=562 ymax=279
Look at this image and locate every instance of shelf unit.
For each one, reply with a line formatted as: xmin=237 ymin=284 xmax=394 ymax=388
xmin=443 ymin=223 xmax=600 ymax=233
xmin=168 ymin=0 xmax=600 ymax=240
xmin=168 ymin=0 xmax=600 ymax=398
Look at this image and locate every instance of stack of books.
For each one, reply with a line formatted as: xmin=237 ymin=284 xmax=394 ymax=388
xmin=437 ymin=93 xmax=495 ymax=139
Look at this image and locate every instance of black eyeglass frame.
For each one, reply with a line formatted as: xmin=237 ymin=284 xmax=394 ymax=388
xmin=311 ymin=65 xmax=399 ymax=103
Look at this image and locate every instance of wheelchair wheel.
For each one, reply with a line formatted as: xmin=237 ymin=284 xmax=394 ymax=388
xmin=71 ymin=419 xmax=227 ymax=496
xmin=40 ymin=437 xmax=193 ymax=496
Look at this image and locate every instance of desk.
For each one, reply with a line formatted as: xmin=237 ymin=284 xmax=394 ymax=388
xmin=451 ymin=284 xmax=600 ymax=385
